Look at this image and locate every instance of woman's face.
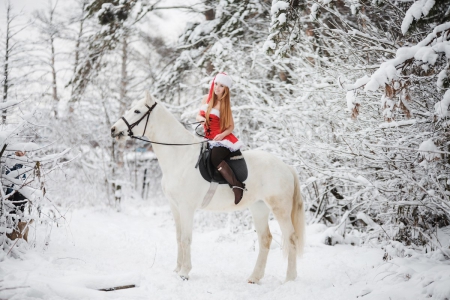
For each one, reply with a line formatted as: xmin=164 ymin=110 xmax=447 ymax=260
xmin=214 ymin=81 xmax=226 ymax=97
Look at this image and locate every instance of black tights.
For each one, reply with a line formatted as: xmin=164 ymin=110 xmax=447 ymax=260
xmin=210 ymin=146 xmax=231 ymax=168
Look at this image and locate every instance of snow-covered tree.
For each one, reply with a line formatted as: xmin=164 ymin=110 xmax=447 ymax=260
xmin=263 ymin=0 xmax=450 ymax=253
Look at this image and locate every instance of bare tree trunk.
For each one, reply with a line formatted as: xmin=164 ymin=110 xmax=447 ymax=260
xmin=70 ymin=1 xmax=87 ymax=106
xmin=49 ymin=3 xmax=59 ymax=118
xmin=0 ymin=143 xmax=8 ymax=218
xmin=204 ymin=1 xmax=215 ymax=75
xmin=50 ymin=36 xmax=58 ymax=117
xmin=114 ymin=32 xmax=129 ymax=208
xmin=204 ymin=0 xmax=215 ymax=20
xmin=119 ymin=32 xmax=128 ymax=115
xmin=2 ymin=3 xmax=11 ymax=125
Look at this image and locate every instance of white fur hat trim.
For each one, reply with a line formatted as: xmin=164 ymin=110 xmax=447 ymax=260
xmin=215 ymin=73 xmax=233 ymax=88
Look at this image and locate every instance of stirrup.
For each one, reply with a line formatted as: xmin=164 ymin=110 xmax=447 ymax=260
xmin=232 ymin=185 xmax=247 ymax=191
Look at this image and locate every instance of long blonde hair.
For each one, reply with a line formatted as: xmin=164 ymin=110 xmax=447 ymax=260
xmin=205 ymin=87 xmax=232 ymax=131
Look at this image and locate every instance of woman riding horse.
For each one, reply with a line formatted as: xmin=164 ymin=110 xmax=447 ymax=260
xmin=196 ymin=73 xmax=245 ymax=204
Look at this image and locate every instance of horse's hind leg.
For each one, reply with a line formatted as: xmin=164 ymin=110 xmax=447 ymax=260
xmin=248 ymin=201 xmax=272 ymax=284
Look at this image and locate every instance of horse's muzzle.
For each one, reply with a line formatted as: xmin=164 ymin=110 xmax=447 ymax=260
xmin=110 ymin=126 xmax=124 ymax=138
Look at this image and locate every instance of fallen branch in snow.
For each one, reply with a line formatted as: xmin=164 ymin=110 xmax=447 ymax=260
xmin=150 ymin=245 xmax=157 ymax=269
xmin=0 ymin=285 xmax=30 ymax=292
xmin=98 ymin=284 xmax=136 ymax=292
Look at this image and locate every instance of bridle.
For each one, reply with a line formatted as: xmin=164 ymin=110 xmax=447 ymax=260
xmin=121 ymin=103 xmax=157 ymax=138
xmin=120 ymin=102 xmax=208 ymax=146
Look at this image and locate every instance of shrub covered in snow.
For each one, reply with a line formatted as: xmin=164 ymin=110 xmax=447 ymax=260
xmin=264 ymin=0 xmax=450 ymax=255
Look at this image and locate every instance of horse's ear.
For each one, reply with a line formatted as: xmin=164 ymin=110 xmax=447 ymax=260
xmin=145 ymin=91 xmax=154 ymax=106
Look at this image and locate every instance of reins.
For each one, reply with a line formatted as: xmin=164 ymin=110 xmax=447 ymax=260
xmin=121 ymin=102 xmax=209 ymax=146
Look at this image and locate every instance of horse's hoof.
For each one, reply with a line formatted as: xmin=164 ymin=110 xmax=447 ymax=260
xmin=247 ymin=277 xmax=259 ymax=284
xmin=180 ymin=275 xmax=189 ymax=281
xmin=284 ymin=277 xmax=296 ymax=283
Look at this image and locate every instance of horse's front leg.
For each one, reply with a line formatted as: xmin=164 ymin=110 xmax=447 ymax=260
xmin=178 ymin=206 xmax=195 ymax=280
xmin=248 ymin=201 xmax=272 ymax=284
xmin=169 ymin=201 xmax=182 ymax=273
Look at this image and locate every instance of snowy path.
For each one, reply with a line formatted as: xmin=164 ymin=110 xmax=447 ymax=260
xmin=1 ymin=201 xmax=449 ymax=300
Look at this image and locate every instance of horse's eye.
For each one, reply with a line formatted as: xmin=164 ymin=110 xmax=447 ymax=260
xmin=134 ymin=110 xmax=140 ymax=114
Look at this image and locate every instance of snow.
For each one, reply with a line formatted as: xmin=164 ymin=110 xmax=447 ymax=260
xmin=186 ymin=19 xmax=221 ymax=44
xmin=210 ymin=38 xmax=233 ymax=57
xmin=434 ymin=22 xmax=450 ymax=35
xmin=6 ymin=142 xmax=40 ymax=152
xmin=0 ymin=100 xmax=19 ymax=110
xmin=124 ymin=151 xmax=157 ymax=162
xmin=401 ymin=0 xmax=436 ymax=35
xmin=32 ymin=148 xmax=70 ymax=162
xmin=263 ymin=35 xmax=277 ymax=52
xmin=3 ymin=201 xmax=449 ymax=300
xmin=356 ymin=212 xmax=377 ymax=227
xmin=310 ymin=4 xmax=319 ymax=20
xmin=437 ymin=68 xmax=448 ymax=89
xmin=419 ymin=139 xmax=440 ymax=160
xmin=414 ymin=46 xmax=439 ymax=64
xmin=270 ymin=1 xmax=289 ymax=16
xmin=360 ymin=22 xmax=450 ymax=92
xmin=379 ymin=119 xmax=418 ymax=128
xmin=277 ymin=13 xmax=286 ymax=25
xmin=343 ymin=75 xmax=370 ymax=90
xmin=2 ymin=1 xmax=450 ymax=299
xmin=435 ymin=89 xmax=450 ymax=118
xmin=346 ymin=90 xmax=359 ymax=111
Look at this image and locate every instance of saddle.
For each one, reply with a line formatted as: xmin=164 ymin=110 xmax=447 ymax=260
xmin=196 ymin=143 xmax=248 ymax=184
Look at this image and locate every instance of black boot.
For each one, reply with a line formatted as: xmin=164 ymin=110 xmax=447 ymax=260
xmin=217 ymin=161 xmax=246 ymax=205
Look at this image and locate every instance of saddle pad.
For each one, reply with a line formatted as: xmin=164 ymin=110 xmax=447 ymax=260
xmin=197 ymin=145 xmax=248 ymax=184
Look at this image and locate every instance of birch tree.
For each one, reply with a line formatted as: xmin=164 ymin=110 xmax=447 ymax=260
xmin=1 ymin=1 xmax=29 ymax=125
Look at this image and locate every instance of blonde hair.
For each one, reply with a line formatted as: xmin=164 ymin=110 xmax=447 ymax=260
xmin=205 ymin=87 xmax=232 ymax=131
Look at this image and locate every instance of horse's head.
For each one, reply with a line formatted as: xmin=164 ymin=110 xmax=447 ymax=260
xmin=111 ymin=92 xmax=157 ymax=141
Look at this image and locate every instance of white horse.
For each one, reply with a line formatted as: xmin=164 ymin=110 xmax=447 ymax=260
xmin=111 ymin=93 xmax=305 ymax=283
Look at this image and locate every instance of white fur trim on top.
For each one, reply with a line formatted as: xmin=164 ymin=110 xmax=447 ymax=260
xmin=200 ymin=104 xmax=220 ymax=117
xmin=215 ymin=73 xmax=233 ymax=88
xmin=209 ymin=140 xmax=243 ymax=152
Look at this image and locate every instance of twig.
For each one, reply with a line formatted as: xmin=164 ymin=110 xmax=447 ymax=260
xmin=54 ymin=257 xmax=86 ymax=263
xmin=6 ymin=235 xmax=21 ymax=256
xmin=0 ymin=286 xmax=30 ymax=291
xmin=98 ymin=285 xmax=136 ymax=292
xmin=0 ymin=144 xmax=8 ymax=158
xmin=150 ymin=245 xmax=157 ymax=269
xmin=6 ymin=220 xmax=32 ymax=256
xmin=418 ymin=229 xmax=450 ymax=259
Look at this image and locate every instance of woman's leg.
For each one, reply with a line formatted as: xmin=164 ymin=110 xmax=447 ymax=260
xmin=211 ymin=146 xmax=245 ymax=205
xmin=210 ymin=146 xmax=231 ymax=168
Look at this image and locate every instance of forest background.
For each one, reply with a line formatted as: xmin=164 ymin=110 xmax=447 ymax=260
xmin=1 ymin=0 xmax=450 ymax=262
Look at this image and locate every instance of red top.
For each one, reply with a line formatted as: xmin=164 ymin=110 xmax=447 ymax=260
xmin=199 ymin=104 xmax=243 ymax=151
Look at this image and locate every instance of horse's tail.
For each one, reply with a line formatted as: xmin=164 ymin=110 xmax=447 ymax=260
xmin=290 ymin=166 xmax=305 ymax=257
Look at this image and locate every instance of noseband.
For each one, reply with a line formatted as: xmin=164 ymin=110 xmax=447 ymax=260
xmin=121 ymin=103 xmax=158 ymax=137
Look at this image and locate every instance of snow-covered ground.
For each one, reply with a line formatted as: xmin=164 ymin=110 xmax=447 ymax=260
xmin=1 ymin=200 xmax=450 ymax=300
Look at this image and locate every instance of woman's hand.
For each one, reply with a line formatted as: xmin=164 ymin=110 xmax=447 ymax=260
xmin=213 ymin=133 xmax=226 ymax=141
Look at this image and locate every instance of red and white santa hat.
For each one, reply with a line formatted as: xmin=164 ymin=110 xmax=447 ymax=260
xmin=207 ymin=72 xmax=233 ymax=102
